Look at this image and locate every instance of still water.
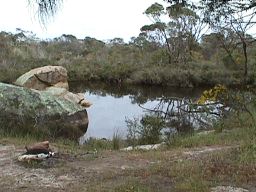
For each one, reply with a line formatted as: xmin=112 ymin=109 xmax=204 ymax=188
xmin=70 ymin=82 xmax=204 ymax=139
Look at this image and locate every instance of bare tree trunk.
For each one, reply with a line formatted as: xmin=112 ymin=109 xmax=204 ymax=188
xmin=161 ymin=30 xmax=172 ymax=64
xmin=242 ymin=40 xmax=248 ymax=85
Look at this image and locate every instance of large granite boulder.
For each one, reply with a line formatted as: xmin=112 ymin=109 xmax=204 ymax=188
xmin=0 ymin=82 xmax=88 ymax=140
xmin=14 ymin=66 xmax=69 ymax=90
xmin=14 ymin=66 xmax=92 ymax=108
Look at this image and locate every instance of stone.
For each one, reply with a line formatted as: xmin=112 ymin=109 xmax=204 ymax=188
xmin=25 ymin=141 xmax=51 ymax=155
xmin=0 ymin=82 xmax=88 ymax=140
xmin=80 ymin=99 xmax=92 ymax=108
xmin=18 ymin=152 xmax=55 ymax=162
xmin=42 ymin=87 xmax=92 ymax=108
xmin=120 ymin=143 xmax=164 ymax=151
xmin=14 ymin=66 xmax=69 ymax=90
xmin=14 ymin=66 xmax=92 ymax=108
xmin=211 ymin=186 xmax=249 ymax=192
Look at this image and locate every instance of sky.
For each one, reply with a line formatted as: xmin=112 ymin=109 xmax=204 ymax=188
xmin=0 ymin=0 xmax=165 ymax=42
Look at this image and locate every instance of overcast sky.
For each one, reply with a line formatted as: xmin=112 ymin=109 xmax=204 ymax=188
xmin=0 ymin=0 xmax=165 ymax=42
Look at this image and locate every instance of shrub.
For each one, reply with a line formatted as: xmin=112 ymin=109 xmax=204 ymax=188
xmin=126 ymin=115 xmax=164 ymax=146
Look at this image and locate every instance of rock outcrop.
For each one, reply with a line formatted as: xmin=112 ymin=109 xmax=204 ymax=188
xmin=14 ymin=65 xmax=69 ymax=90
xmin=0 ymin=82 xmax=88 ymax=140
xmin=42 ymin=87 xmax=92 ymax=108
xmin=14 ymin=66 xmax=92 ymax=108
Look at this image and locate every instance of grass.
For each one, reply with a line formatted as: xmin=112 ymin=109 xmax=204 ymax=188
xmin=113 ymin=179 xmax=151 ymax=192
xmin=145 ymin=127 xmax=255 ymax=191
xmin=152 ymin=113 xmax=256 ymax=191
xmin=122 ymin=111 xmax=256 ymax=191
xmin=0 ymin=109 xmax=255 ymax=191
xmin=148 ymin=148 xmax=255 ymax=191
xmin=0 ymin=132 xmax=39 ymax=146
xmin=166 ymin=127 xmax=253 ymax=148
xmin=165 ymin=108 xmax=256 ymax=149
xmin=0 ymin=128 xmax=126 ymax=155
xmin=112 ymin=130 xmax=122 ymax=150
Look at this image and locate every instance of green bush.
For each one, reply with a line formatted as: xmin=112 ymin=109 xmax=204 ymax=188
xmin=126 ymin=115 xmax=164 ymax=146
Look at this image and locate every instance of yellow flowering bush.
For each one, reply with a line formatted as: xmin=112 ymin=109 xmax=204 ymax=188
xmin=197 ymin=84 xmax=227 ymax=104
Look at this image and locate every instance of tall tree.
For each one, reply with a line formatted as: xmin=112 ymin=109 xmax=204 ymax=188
xmin=141 ymin=3 xmax=171 ymax=61
xmin=141 ymin=2 xmax=206 ymax=64
xmin=165 ymin=0 xmax=256 ymax=84
xmin=201 ymin=0 xmax=256 ymax=84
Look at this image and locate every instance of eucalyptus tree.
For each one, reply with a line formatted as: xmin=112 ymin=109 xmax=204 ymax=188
xmin=164 ymin=0 xmax=256 ymax=12
xmin=141 ymin=2 xmax=207 ymax=65
xmin=201 ymin=0 xmax=256 ymax=84
xmin=163 ymin=0 xmax=256 ymax=84
xmin=167 ymin=3 xmax=207 ymax=63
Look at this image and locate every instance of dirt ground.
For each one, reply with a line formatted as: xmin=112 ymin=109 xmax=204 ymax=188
xmin=0 ymin=144 xmax=254 ymax=192
xmin=0 ymin=144 xmax=167 ymax=192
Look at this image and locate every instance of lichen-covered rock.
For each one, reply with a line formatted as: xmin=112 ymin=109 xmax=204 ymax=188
xmin=0 ymin=82 xmax=88 ymax=140
xmin=14 ymin=66 xmax=69 ymax=90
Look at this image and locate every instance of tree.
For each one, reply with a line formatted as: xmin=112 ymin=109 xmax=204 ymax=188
xmin=28 ymin=0 xmax=62 ymax=23
xmin=141 ymin=2 xmax=206 ymax=65
xmin=200 ymin=32 xmax=223 ymax=60
xmin=141 ymin=3 xmax=170 ymax=56
xmin=165 ymin=0 xmax=256 ymax=84
xmin=164 ymin=0 xmax=256 ymax=12
xmin=201 ymin=1 xmax=256 ymax=84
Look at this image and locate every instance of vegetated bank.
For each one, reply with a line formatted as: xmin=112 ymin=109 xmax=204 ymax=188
xmin=0 ymin=31 xmax=256 ymax=88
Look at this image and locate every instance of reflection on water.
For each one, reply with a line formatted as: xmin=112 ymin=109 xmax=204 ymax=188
xmin=70 ymin=82 xmax=205 ymax=139
xmin=83 ymin=94 xmax=160 ymax=138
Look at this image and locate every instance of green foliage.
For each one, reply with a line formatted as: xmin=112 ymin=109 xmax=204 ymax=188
xmin=139 ymin=115 xmax=164 ymax=144
xmin=114 ymin=180 xmax=150 ymax=192
xmin=0 ymin=27 xmax=256 ymax=87
xmin=144 ymin=3 xmax=165 ymax=18
xmin=141 ymin=22 xmax=166 ymax=32
xmin=1 ymin=0 xmax=256 ymax=88
xmin=112 ymin=131 xmax=122 ymax=150
xmin=83 ymin=132 xmax=124 ymax=151
xmin=126 ymin=116 xmax=165 ymax=146
xmin=167 ymin=4 xmax=198 ymax=19
xmin=84 ymin=137 xmax=112 ymax=151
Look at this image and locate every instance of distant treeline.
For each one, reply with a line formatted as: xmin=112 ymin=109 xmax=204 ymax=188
xmin=0 ymin=29 xmax=256 ymax=87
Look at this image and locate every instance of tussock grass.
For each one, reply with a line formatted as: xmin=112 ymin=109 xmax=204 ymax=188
xmin=112 ymin=130 xmax=123 ymax=150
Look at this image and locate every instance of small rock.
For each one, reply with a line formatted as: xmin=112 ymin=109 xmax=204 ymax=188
xmin=121 ymin=165 xmax=130 ymax=170
xmin=58 ymin=175 xmax=73 ymax=181
xmin=120 ymin=143 xmax=164 ymax=151
xmin=211 ymin=186 xmax=249 ymax=192
xmin=18 ymin=152 xmax=55 ymax=162
xmin=197 ymin=130 xmax=215 ymax=135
